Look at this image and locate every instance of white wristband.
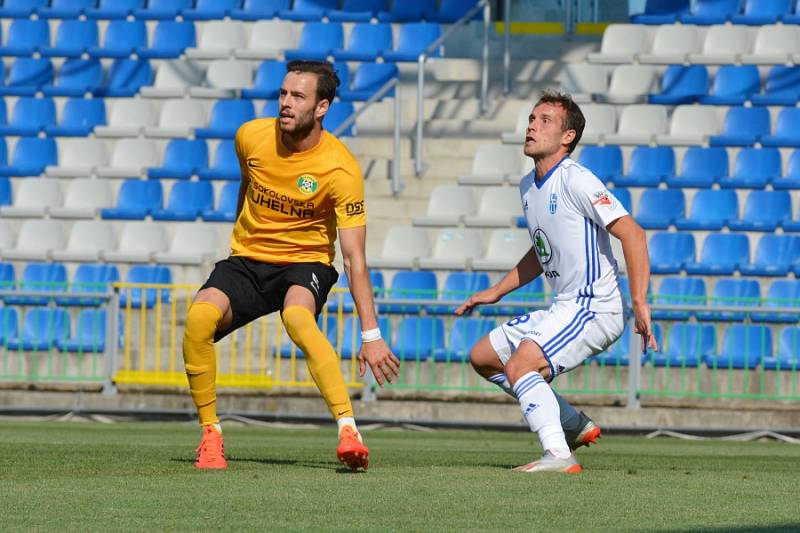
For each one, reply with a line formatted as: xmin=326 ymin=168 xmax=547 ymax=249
xmin=361 ymin=328 xmax=382 ymax=343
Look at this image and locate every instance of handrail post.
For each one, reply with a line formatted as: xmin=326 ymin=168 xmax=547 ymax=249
xmin=102 ymin=290 xmax=119 ymax=395
xmin=480 ymin=0 xmax=490 ymax=114
xmin=392 ymin=83 xmax=402 ymax=195
xmin=503 ymin=0 xmax=511 ymax=95
xmin=415 ymin=53 xmax=426 ymax=176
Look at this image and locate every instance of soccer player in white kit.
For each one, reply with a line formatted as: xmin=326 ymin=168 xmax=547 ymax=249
xmin=456 ymin=91 xmax=658 ymax=473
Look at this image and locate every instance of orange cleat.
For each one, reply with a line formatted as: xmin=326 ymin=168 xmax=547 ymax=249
xmin=195 ymin=425 xmax=227 ymax=469
xmin=572 ymin=419 xmax=602 ymax=450
xmin=336 ymin=426 xmax=369 ymax=471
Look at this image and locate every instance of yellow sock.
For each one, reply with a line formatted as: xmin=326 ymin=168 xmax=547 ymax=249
xmin=282 ymin=305 xmax=354 ymax=420
xmin=183 ymin=301 xmax=222 ymax=426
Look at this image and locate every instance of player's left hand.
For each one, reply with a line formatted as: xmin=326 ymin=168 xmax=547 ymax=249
xmin=633 ymin=302 xmax=658 ymax=354
xmin=358 ymin=339 xmax=400 ymax=386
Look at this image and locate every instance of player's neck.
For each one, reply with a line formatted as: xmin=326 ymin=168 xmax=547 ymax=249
xmin=534 ymin=151 xmax=568 ymax=181
xmin=281 ymin=125 xmax=323 ymax=153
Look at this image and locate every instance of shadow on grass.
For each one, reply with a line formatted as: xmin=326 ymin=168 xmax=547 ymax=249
xmin=659 ymin=525 xmax=800 ymax=533
xmin=170 ymin=457 xmax=367 ymax=474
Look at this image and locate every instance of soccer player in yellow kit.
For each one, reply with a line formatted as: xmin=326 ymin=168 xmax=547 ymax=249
xmin=183 ymin=60 xmax=400 ymax=471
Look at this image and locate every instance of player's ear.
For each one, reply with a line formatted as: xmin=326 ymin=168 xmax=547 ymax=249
xmin=562 ymin=128 xmax=576 ymax=147
xmin=315 ymin=98 xmax=330 ymax=121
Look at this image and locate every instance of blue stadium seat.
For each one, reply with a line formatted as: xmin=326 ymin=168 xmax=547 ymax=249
xmin=577 ymin=145 xmax=622 ymax=184
xmin=428 ymin=272 xmax=490 ymax=315
xmin=729 ymin=191 xmax=792 ymax=232
xmin=685 ymin=233 xmax=749 ymax=275
xmin=336 ymin=316 xmax=392 ymax=359
xmin=151 ymin=181 xmax=214 ymax=221
xmin=773 ymin=150 xmax=800 ymax=191
xmin=0 ymin=307 xmax=19 ymax=346
xmin=666 ymin=146 xmax=728 ymax=189
xmin=195 ymin=100 xmax=255 ymax=139
xmin=609 ymin=187 xmax=632 ymax=213
xmin=740 ymin=235 xmax=800 ymax=277
xmin=148 ymin=139 xmax=208 ymax=180
xmin=94 ymin=59 xmax=152 ymax=97
xmin=197 ymin=140 xmax=240 ymax=181
xmin=58 ymin=308 xmax=108 ymax=353
xmin=328 ymin=0 xmax=389 ymax=22
xmin=0 ymin=262 xmax=14 ymax=288
xmin=648 ymin=232 xmax=695 ymax=274
xmin=750 ymin=66 xmax=800 ymax=106
xmin=325 ymin=102 xmax=355 ymax=136
xmin=278 ymin=315 xmax=337 ymax=358
xmin=705 ymin=324 xmax=770 ymax=370
xmin=697 ymin=278 xmax=760 ymax=321
xmin=100 ymin=179 xmax=164 ymax=220
xmin=783 ymin=0 xmax=800 ymax=22
xmin=382 ymin=23 xmax=442 ymax=62
xmin=133 ymin=0 xmax=193 ymax=19
xmin=39 ymin=0 xmax=96 ymax=18
xmin=45 ymin=98 xmax=106 ymax=137
xmin=89 ymin=21 xmax=148 ymax=59
xmin=719 ymin=147 xmax=781 ymax=189
xmin=326 ymin=270 xmax=385 ymax=314
xmin=42 ymin=59 xmax=104 ymax=97
xmin=202 ymin=181 xmax=240 ymax=222
xmin=57 ymin=263 xmax=120 ymax=307
xmin=279 ymin=0 xmax=337 ymax=21
xmin=613 ymin=146 xmax=674 ymax=188
xmin=0 ymin=177 xmax=11 ymax=207
xmin=137 ymin=21 xmax=196 ymax=59
xmin=0 ymin=97 xmax=56 ymax=137
xmin=432 ymin=317 xmax=495 ymax=362
xmin=429 ymin=0 xmax=482 ymax=23
xmin=760 ymin=108 xmax=800 ymax=148
xmin=698 ymin=65 xmax=759 ymax=106
xmin=730 ymin=0 xmax=792 ymax=24
xmin=594 ymin=324 xmax=662 ymax=366
xmin=40 ymin=21 xmax=99 ymax=59
xmin=6 ymin=308 xmax=70 ymax=352
xmin=0 ymin=137 xmax=57 ymax=177
xmin=284 ymin=22 xmax=344 ymax=61
xmin=182 ymin=0 xmax=240 ymax=20
xmin=0 ymin=20 xmax=50 ymax=57
xmin=0 ymin=0 xmax=47 ymax=18
xmin=675 ymin=190 xmax=737 ymax=231
xmin=241 ymin=60 xmax=286 ymax=100
xmin=260 ymin=100 xmax=279 ymax=118
xmin=393 ymin=316 xmax=444 ymax=362
xmin=3 ymin=262 xmax=67 ymax=306
xmin=0 ymin=58 xmax=54 ymax=97
xmin=479 ymin=278 xmax=546 ymax=316
xmin=763 ymin=327 xmax=800 ymax=370
xmin=231 ymin=0 xmax=289 ymax=20
xmin=708 ymin=107 xmax=770 ymax=147
xmin=649 ymin=324 xmax=714 ymax=368
xmin=753 ymin=280 xmax=800 ymax=323
xmin=634 ymin=189 xmax=684 ymax=230
xmin=648 ymin=65 xmax=708 ymax=105
xmin=652 ymin=277 xmax=706 ymax=320
xmin=680 ymin=0 xmax=739 ymax=24
xmin=339 ymin=62 xmax=398 ymax=101
xmin=378 ymin=0 xmax=437 ymax=22
xmin=378 ymin=270 xmax=437 ymax=314
xmin=631 ymin=0 xmax=690 ymax=24
xmin=87 ymin=0 xmax=144 ymax=19
xmin=333 ymin=23 xmax=393 ymax=62
xmin=119 ymin=265 xmax=172 ymax=309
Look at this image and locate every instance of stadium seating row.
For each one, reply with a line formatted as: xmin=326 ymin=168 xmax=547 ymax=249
xmin=0 ymin=0 xmax=476 ymax=24
xmin=0 ymin=306 xmax=109 ymax=352
xmin=632 ymin=0 xmax=800 ymax=25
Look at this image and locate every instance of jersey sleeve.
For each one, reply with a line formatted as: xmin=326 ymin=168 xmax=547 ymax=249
xmin=234 ymin=122 xmax=251 ymax=180
xmin=564 ymin=170 xmax=629 ymax=228
xmin=332 ymin=158 xmax=367 ymax=229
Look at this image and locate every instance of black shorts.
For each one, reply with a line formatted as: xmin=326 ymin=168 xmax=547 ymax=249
xmin=200 ymin=256 xmax=339 ymax=341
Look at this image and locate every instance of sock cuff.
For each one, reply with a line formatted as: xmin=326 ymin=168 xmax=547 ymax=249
xmin=190 ymin=300 xmax=223 ymax=319
xmin=488 ymin=373 xmax=507 ymax=385
xmin=513 ymin=371 xmax=546 ymax=397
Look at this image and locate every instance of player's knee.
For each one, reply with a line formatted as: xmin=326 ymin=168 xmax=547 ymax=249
xmin=184 ymin=301 xmax=223 ymax=344
xmin=282 ymin=305 xmax=317 ymax=343
xmin=505 ymin=342 xmax=550 ymax=385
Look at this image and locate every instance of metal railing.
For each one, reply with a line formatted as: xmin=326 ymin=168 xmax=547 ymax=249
xmin=414 ymin=0 xmax=491 ymax=176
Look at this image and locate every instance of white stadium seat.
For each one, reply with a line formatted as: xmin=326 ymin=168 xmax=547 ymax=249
xmin=639 ymin=25 xmax=703 ymax=64
xmin=143 ymin=99 xmax=208 ymax=138
xmin=186 ymin=21 xmax=247 ymax=60
xmin=580 ymin=104 xmax=616 ymax=145
xmin=104 ymin=222 xmax=169 ymax=263
xmin=655 ymin=105 xmax=721 ymax=146
xmin=153 ymin=224 xmax=225 ymax=265
xmin=587 ymin=24 xmax=650 ymax=64
xmin=367 ymin=226 xmax=431 ymax=270
xmin=418 ymin=228 xmax=483 ymax=270
xmin=52 ymin=221 xmax=116 ymax=262
xmin=600 ymin=65 xmax=657 ymax=104
xmin=49 ymin=178 xmax=114 ymax=219
xmin=689 ymin=25 xmax=754 ymax=65
xmin=0 ymin=178 xmax=63 ymax=218
xmin=94 ymin=99 xmax=157 ymax=138
xmin=96 ymin=139 xmax=160 ymax=178
xmin=741 ymin=25 xmax=800 ymax=65
xmin=557 ymin=63 xmax=608 ymax=104
xmin=46 ymin=138 xmax=109 ymax=178
xmin=412 ymin=185 xmax=476 ymax=227
xmin=234 ymin=20 xmax=300 ymax=60
xmin=604 ymin=104 xmax=668 ymax=146
xmin=3 ymin=220 xmax=66 ymax=261
xmin=463 ymin=187 xmax=522 ymax=228
xmin=457 ymin=143 xmax=524 ymax=185
xmin=472 ymin=229 xmax=531 ymax=271
xmin=140 ymin=60 xmax=205 ymax=99
xmin=190 ymin=59 xmax=252 ymax=98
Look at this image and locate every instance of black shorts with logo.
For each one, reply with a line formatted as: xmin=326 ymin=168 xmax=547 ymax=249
xmin=200 ymin=256 xmax=339 ymax=341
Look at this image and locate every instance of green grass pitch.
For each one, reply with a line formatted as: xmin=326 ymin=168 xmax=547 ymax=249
xmin=1 ymin=421 xmax=799 ymax=532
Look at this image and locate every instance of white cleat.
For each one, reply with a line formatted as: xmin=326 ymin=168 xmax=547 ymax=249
xmin=512 ymin=451 xmax=582 ymax=474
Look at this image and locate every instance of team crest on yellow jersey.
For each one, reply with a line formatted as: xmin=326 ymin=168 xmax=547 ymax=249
xmin=297 ymin=174 xmax=318 ymax=195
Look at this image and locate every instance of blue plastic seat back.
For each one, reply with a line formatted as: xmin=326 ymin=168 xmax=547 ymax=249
xmin=50 ymin=20 xmax=99 ymax=52
xmin=260 ymin=100 xmax=278 ymax=118
xmin=336 ymin=315 xmax=391 ymax=358
xmin=763 ymin=66 xmax=800 ymax=95
xmin=434 ymin=0 xmax=481 ymax=22
xmin=10 ymin=97 xmax=56 ymax=130
xmin=687 ymin=190 xmax=738 ymax=225
xmin=719 ymin=324 xmax=772 ymax=366
xmin=699 ymin=233 xmax=750 ymax=270
xmin=137 ymin=0 xmax=192 ymax=17
xmin=709 ymin=65 xmax=760 ymax=98
xmin=101 ymin=59 xmax=152 ymax=95
xmin=21 ymin=308 xmax=70 ymax=344
xmin=0 ymin=176 xmax=9 ymax=204
xmin=148 ymin=21 xmax=196 ymax=53
xmin=711 ymin=278 xmax=760 ymax=310
xmin=162 ymin=139 xmax=208 ymax=172
xmin=88 ymin=0 xmax=145 ymax=18
xmin=733 ymin=148 xmax=782 ymax=180
xmin=208 ymin=99 xmax=256 ymax=131
xmin=116 ymin=180 xmax=164 ymax=211
xmin=345 ymin=23 xmax=393 ymax=56
xmin=0 ymin=141 xmax=6 ymax=168
xmin=446 ymin=317 xmax=495 ymax=356
xmin=217 ymin=181 xmax=240 ymax=213
xmin=326 ymin=102 xmax=355 ymax=136
xmin=166 ymin=181 xmax=214 ymax=212
xmin=72 ymin=263 xmax=120 ymax=294
xmin=655 ymin=276 xmax=706 ymax=307
xmin=121 ymin=265 xmax=172 ymax=308
xmin=327 ymin=270 xmax=385 ymax=313
xmin=12 ymin=137 xmax=58 ymax=169
xmin=0 ymin=307 xmax=19 ymax=344
xmin=4 ymin=19 xmax=50 ymax=52
xmin=688 ymin=0 xmax=739 ymax=18
xmin=0 ymin=262 xmax=15 ymax=289
xmin=741 ymin=0 xmax=792 ymax=17
xmin=72 ymin=308 xmax=107 ymax=345
xmin=788 ymin=150 xmax=800 ymax=178
xmin=58 ymin=98 xmax=106 ymax=131
xmin=766 ymin=280 xmax=800 ymax=310
xmin=659 ymin=64 xmax=708 ymax=97
xmin=772 ymin=108 xmax=800 ymax=138
xmin=212 ymin=140 xmax=239 ymax=171
xmin=752 ymin=235 xmax=800 ymax=268
xmin=636 ymin=189 xmax=685 ymax=224
xmin=21 ymin=263 xmax=68 ymax=293
xmin=609 ymin=188 xmax=632 ymax=213
xmin=393 ymin=23 xmax=442 ymax=55
xmin=7 ymin=58 xmax=54 ymax=89
xmin=101 ymin=20 xmax=148 ymax=51
xmin=628 ymin=146 xmax=675 ymax=178
xmin=393 ymin=316 xmax=444 ymax=361
xmin=379 ymin=0 xmax=437 ymax=21
xmin=666 ymin=324 xmax=716 ymax=358
xmin=578 ymin=145 xmax=622 ymax=182
xmin=252 ymin=60 xmax=286 ymax=91
xmin=680 ymin=147 xmax=728 ymax=180
xmin=721 ymin=107 xmax=770 ymax=138
xmin=441 ymin=272 xmax=490 ymax=301
xmin=0 ymin=0 xmax=47 ymax=17
xmin=53 ymin=59 xmax=104 ymax=91
xmin=778 ymin=327 xmax=800 ymax=362
xmin=386 ymin=270 xmax=437 ymax=301
xmin=640 ymin=0 xmax=691 ymax=15
xmin=649 ymin=232 xmax=695 ymax=267
xmin=336 ymin=0 xmax=389 ymax=15
xmin=296 ymin=22 xmax=344 ymax=53
xmin=481 ymin=277 xmax=545 ymax=316
xmin=741 ymin=191 xmax=792 ymax=226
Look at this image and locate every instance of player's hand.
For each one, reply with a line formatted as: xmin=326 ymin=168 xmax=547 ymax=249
xmin=358 ymin=338 xmax=400 ymax=386
xmin=633 ymin=302 xmax=658 ymax=354
xmin=455 ymin=287 xmax=502 ymax=316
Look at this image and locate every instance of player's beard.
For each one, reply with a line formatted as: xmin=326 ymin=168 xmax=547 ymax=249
xmin=278 ymin=107 xmax=316 ymax=138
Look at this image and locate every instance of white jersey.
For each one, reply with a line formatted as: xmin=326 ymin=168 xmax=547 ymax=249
xmin=520 ymin=156 xmax=629 ymax=314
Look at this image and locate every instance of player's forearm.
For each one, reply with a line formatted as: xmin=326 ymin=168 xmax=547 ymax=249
xmin=343 ymin=251 xmax=379 ymax=331
xmin=620 ymin=225 xmax=650 ymax=307
xmin=493 ymin=247 xmax=542 ymax=298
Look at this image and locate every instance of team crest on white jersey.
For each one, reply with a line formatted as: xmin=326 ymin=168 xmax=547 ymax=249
xmin=532 ymin=228 xmax=552 ymax=264
xmin=549 ymin=193 xmax=558 ymax=214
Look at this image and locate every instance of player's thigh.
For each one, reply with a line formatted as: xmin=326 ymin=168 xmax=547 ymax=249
xmin=548 ymin=311 xmax=625 ymax=378
xmin=488 ymin=309 xmax=550 ymax=367
xmin=281 ymin=262 xmax=339 ymax=318
xmin=193 ymin=287 xmax=233 ymax=331
xmin=469 ymin=333 xmax=505 ymax=377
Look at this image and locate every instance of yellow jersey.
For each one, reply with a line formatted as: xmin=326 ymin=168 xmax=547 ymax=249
xmin=231 ymin=118 xmax=366 ymax=265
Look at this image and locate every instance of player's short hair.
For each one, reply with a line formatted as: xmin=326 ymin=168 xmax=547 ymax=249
xmin=535 ymin=90 xmax=585 ymax=153
xmin=285 ymin=60 xmax=340 ymax=105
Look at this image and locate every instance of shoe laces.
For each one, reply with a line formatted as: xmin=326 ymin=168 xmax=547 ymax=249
xmin=197 ymin=428 xmax=224 ymax=459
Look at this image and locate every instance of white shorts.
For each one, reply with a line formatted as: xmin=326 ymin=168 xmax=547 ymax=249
xmin=489 ymin=300 xmax=624 ymax=381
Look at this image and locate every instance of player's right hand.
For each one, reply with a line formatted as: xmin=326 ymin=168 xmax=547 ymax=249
xmin=455 ymin=287 xmax=502 ymax=316
xmin=633 ymin=302 xmax=658 ymax=354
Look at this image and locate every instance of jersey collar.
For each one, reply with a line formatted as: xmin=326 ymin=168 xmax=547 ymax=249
xmin=534 ymin=155 xmax=569 ymax=190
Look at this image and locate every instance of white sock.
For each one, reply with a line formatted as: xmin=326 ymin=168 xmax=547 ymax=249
xmin=487 ymin=373 xmax=515 ymax=398
xmin=204 ymin=423 xmax=222 ymax=434
xmin=512 ymin=371 xmax=571 ymax=459
xmin=337 ymin=417 xmax=360 ymax=440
